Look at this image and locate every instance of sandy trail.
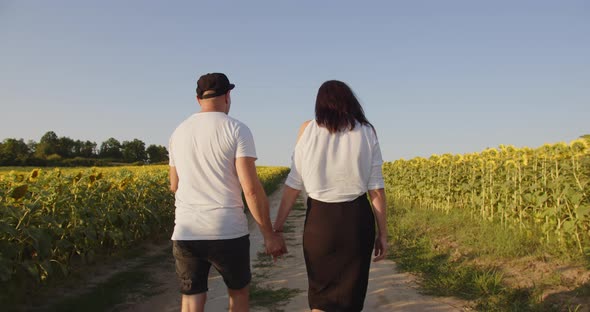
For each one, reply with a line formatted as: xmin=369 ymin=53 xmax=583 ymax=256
xmin=121 ymin=185 xmax=470 ymax=312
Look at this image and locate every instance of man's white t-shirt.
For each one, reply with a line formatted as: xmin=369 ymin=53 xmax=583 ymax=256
xmin=169 ymin=112 xmax=256 ymax=240
xmin=285 ymin=120 xmax=385 ymax=203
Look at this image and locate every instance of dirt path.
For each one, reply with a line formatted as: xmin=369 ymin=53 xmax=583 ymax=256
xmin=119 ymin=185 xmax=470 ymax=312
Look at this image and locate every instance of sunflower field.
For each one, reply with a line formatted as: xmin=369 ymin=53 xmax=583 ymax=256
xmin=0 ymin=165 xmax=289 ymax=296
xmin=384 ymin=139 xmax=590 ymax=254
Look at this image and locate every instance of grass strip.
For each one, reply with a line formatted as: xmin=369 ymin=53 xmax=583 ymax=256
xmin=388 ymin=198 xmax=589 ymax=311
xmin=45 ymin=251 xmax=169 ymax=312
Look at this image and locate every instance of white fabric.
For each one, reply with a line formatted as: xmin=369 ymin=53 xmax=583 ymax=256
xmin=169 ymin=112 xmax=256 ymax=240
xmin=285 ymin=120 xmax=384 ymax=203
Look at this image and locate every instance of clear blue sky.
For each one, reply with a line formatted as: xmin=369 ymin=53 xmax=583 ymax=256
xmin=1 ymin=0 xmax=588 ymax=166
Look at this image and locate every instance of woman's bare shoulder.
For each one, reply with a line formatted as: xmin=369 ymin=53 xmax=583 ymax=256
xmin=300 ymin=120 xmax=312 ymax=130
xmin=296 ymin=120 xmax=313 ymax=143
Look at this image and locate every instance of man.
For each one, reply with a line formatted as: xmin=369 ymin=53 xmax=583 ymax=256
xmin=168 ymin=72 xmax=285 ymax=312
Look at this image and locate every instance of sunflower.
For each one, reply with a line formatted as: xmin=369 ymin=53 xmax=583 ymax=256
xmin=570 ymin=138 xmax=589 ymax=156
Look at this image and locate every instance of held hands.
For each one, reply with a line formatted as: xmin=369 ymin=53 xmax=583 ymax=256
xmin=373 ymin=234 xmax=387 ymax=262
xmin=263 ymin=230 xmax=288 ymax=261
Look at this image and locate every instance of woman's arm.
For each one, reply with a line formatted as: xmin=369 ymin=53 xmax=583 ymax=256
xmin=273 ymin=186 xmax=301 ymax=232
xmin=274 ymin=120 xmax=309 ymax=232
xmin=368 ymin=188 xmax=387 ymax=261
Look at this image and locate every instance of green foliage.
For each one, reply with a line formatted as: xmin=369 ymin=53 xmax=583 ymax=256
xmin=387 ymin=202 xmax=545 ymax=311
xmin=249 ymin=283 xmax=301 ymax=312
xmin=146 ymin=144 xmax=168 ymax=164
xmin=121 ymin=139 xmax=147 ymax=163
xmin=0 ymin=165 xmax=289 ymax=305
xmin=99 ymin=138 xmax=123 ymax=160
xmin=47 ymin=251 xmax=169 ymax=312
xmin=0 ymin=138 xmax=30 ymax=166
xmin=0 ymin=131 xmax=167 ymax=166
xmin=0 ymin=166 xmax=174 ymax=303
xmin=60 ymin=157 xmax=103 ymax=167
xmin=250 ymin=235 xmax=302 ymax=312
xmin=384 ymin=139 xmax=590 ymax=254
xmin=46 ymin=154 xmax=62 ymax=163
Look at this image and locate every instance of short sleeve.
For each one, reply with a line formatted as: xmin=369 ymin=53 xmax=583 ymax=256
xmin=285 ymin=149 xmax=303 ymax=190
xmin=367 ymin=132 xmax=385 ymax=190
xmin=168 ymin=137 xmax=176 ymax=167
xmin=235 ymin=123 xmax=257 ymax=159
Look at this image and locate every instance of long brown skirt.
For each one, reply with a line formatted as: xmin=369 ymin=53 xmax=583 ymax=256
xmin=303 ymin=194 xmax=375 ymax=312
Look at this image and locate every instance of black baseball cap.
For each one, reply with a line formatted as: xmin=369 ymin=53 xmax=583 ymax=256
xmin=196 ymin=73 xmax=235 ymax=99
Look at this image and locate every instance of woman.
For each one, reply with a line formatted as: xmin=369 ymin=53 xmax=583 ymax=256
xmin=273 ymin=80 xmax=388 ymax=312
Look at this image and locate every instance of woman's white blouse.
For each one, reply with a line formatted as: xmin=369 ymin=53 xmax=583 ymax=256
xmin=285 ymin=120 xmax=385 ymax=203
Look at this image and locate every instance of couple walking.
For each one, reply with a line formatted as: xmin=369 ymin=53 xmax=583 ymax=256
xmin=168 ymin=72 xmax=388 ymax=312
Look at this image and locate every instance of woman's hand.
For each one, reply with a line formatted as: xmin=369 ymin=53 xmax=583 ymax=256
xmin=373 ymin=234 xmax=387 ymax=262
xmin=264 ymin=231 xmax=288 ymax=261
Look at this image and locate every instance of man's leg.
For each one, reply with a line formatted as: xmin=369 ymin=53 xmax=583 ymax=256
xmin=173 ymin=241 xmax=211 ymax=312
xmin=228 ymin=285 xmax=249 ymax=312
xmin=181 ymin=293 xmax=207 ymax=312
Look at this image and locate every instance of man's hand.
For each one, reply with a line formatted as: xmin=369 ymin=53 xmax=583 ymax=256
xmin=263 ymin=232 xmax=287 ymax=261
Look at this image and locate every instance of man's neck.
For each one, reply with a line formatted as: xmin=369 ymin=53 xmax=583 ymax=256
xmin=200 ymin=108 xmax=226 ymax=113
xmin=199 ymin=103 xmax=227 ymax=114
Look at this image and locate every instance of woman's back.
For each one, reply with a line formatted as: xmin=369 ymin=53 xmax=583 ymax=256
xmin=285 ymin=120 xmax=384 ymax=203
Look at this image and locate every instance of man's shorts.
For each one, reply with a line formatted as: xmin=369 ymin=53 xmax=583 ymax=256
xmin=172 ymin=235 xmax=251 ymax=295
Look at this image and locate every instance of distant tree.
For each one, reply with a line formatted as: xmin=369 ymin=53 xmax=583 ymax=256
xmin=56 ymin=136 xmax=75 ymax=158
xmin=121 ymin=139 xmax=147 ymax=163
xmin=0 ymin=132 xmax=168 ymax=166
xmin=581 ymin=134 xmax=590 ymax=142
xmin=36 ymin=131 xmax=59 ymax=157
xmin=69 ymin=140 xmax=97 ymax=158
xmin=34 ymin=142 xmax=49 ymax=159
xmin=0 ymin=141 xmax=4 ymax=165
xmin=25 ymin=139 xmax=45 ymax=165
xmin=146 ymin=145 xmax=168 ymax=163
xmin=0 ymin=138 xmax=30 ymax=165
xmin=26 ymin=140 xmax=37 ymax=154
xmin=99 ymin=138 xmax=123 ymax=159
xmin=72 ymin=140 xmax=83 ymax=156
xmin=40 ymin=131 xmax=58 ymax=145
xmin=80 ymin=140 xmax=97 ymax=158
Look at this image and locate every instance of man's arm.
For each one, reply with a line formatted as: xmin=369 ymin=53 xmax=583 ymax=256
xmin=169 ymin=166 xmax=179 ymax=193
xmin=235 ymin=157 xmax=285 ymax=257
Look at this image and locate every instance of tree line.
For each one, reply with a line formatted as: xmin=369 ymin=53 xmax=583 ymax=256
xmin=0 ymin=131 xmax=168 ymax=166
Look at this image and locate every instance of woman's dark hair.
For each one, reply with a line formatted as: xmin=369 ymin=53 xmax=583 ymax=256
xmin=315 ymin=80 xmax=373 ymax=133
